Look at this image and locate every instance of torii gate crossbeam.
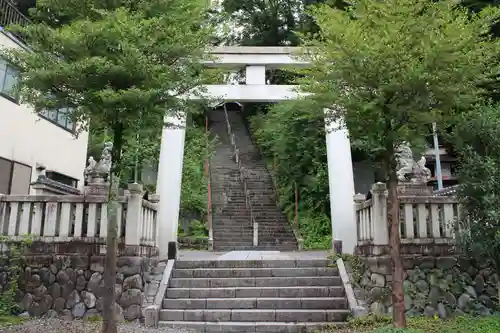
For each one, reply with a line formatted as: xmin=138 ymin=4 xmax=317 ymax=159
xmin=156 ymin=47 xmax=356 ymax=259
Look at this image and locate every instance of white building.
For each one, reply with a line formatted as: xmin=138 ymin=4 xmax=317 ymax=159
xmin=0 ymin=29 xmax=88 ymax=194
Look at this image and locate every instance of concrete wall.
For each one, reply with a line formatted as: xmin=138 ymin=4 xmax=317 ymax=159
xmin=0 ymin=31 xmax=88 ymax=193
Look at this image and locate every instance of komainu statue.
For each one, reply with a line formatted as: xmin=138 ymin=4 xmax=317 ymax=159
xmin=395 ymin=142 xmax=431 ymax=184
xmin=84 ymin=142 xmax=113 ymax=181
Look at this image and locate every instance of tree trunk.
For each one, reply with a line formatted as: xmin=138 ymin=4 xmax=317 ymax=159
xmin=387 ymin=171 xmax=406 ymax=328
xmin=102 ymin=123 xmax=124 ymax=333
xmin=101 ymin=195 xmax=119 ymax=333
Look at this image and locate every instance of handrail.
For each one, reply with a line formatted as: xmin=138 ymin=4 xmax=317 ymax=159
xmin=205 ymin=116 xmax=213 ymax=250
xmin=222 ymin=103 xmax=259 ymax=247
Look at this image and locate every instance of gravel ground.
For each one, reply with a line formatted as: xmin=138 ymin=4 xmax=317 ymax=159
xmin=1 ymin=319 xmax=194 ymax=333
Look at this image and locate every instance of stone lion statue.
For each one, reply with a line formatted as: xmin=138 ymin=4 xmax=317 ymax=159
xmin=395 ymin=142 xmax=431 ymax=184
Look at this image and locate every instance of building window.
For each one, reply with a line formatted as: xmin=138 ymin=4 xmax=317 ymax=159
xmin=0 ymin=157 xmax=32 ymax=195
xmin=0 ymin=59 xmax=20 ymax=103
xmin=40 ymin=107 xmax=76 ymax=132
xmin=46 ymin=171 xmax=78 ymax=188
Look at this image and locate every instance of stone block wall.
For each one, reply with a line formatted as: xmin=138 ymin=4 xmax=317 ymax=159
xmin=0 ymin=250 xmax=161 ymax=321
xmin=354 ymin=252 xmax=498 ymax=318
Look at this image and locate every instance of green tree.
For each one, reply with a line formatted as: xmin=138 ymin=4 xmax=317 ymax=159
xmin=222 ymin=0 xmax=302 ymax=46
xmin=297 ymin=0 xmax=500 ymax=327
xmin=4 ymin=0 xmax=214 ymax=332
xmin=181 ymin=123 xmax=216 ymax=217
xmin=452 ymin=104 xmax=500 ymax=301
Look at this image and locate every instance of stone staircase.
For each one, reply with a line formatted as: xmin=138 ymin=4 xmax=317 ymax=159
xmin=159 ymin=259 xmax=349 ymax=332
xmin=209 ymin=106 xmax=297 ymax=251
xmin=210 ymin=108 xmax=253 ymax=250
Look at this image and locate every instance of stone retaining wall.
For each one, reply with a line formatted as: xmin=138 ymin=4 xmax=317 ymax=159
xmin=354 ymin=254 xmax=498 ymax=318
xmin=0 ymin=252 xmax=161 ymax=321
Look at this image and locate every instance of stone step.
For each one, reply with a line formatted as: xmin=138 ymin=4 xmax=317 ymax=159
xmin=213 ymin=237 xmax=296 ymax=243
xmin=213 ymin=225 xmax=291 ymax=228
xmin=166 ymin=286 xmax=346 ymax=299
xmin=158 ymin=320 xmax=345 ymax=333
xmin=213 ymin=222 xmax=290 ymax=227
xmin=212 ymin=231 xmax=254 ymax=236
xmin=174 ymin=260 xmax=332 ymax=269
xmin=256 ymin=242 xmax=298 ymax=247
xmin=212 ymin=242 xmax=298 ymax=248
xmin=213 ymin=226 xmax=294 ymax=231
xmin=213 ymin=215 xmax=287 ymax=219
xmin=213 ymin=219 xmax=289 ymax=223
xmin=171 ymin=267 xmax=338 ymax=278
xmin=214 ymin=223 xmax=292 ymax=227
xmin=254 ymin=243 xmax=298 ymax=248
xmin=217 ymin=213 xmax=285 ymax=217
xmin=213 ymin=216 xmax=286 ymax=220
xmin=159 ymin=308 xmax=350 ymax=322
xmin=162 ymin=297 xmax=347 ymax=310
xmin=211 ymin=237 xmax=255 ymax=241
xmin=169 ymin=276 xmax=341 ymax=288
xmin=214 ymin=241 xmax=297 ymax=252
xmin=211 ymin=241 xmax=255 ymax=246
xmin=212 ymin=232 xmax=294 ymax=237
xmin=228 ymin=205 xmax=282 ymax=209
xmin=213 ymin=246 xmax=262 ymax=251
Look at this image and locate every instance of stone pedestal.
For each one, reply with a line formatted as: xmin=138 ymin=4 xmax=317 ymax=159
xmin=84 ymin=171 xmax=110 ymax=196
xmin=397 ymin=183 xmax=433 ymax=196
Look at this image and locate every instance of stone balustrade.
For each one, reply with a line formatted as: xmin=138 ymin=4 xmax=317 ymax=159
xmin=0 ymin=183 xmax=159 ymax=250
xmin=350 ymin=182 xmax=499 ymax=318
xmin=354 ymin=182 xmax=459 ymax=256
xmin=0 ymin=182 xmax=163 ymax=321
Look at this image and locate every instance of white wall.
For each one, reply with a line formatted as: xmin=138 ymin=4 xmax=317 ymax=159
xmin=0 ymin=31 xmax=88 ymax=192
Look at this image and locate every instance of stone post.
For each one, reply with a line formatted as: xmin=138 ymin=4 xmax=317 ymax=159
xmin=371 ymin=182 xmax=389 ymax=246
xmin=125 ymin=183 xmax=144 ymax=246
xmin=156 ymin=112 xmax=186 ymax=261
xmin=353 ymin=193 xmax=366 ymax=204
xmin=353 ymin=193 xmax=366 ymax=244
xmin=149 ymin=194 xmax=160 ymax=204
xmin=149 ymin=194 xmax=160 ymax=246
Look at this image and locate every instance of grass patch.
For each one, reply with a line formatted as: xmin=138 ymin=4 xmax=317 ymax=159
xmin=84 ymin=315 xmax=103 ymax=322
xmin=321 ymin=315 xmax=500 ymax=332
xmin=0 ymin=315 xmax=26 ymax=327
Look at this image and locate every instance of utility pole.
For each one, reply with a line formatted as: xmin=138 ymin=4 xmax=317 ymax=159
xmin=432 ymin=122 xmax=443 ymax=190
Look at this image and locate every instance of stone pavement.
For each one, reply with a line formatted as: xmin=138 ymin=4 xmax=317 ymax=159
xmin=178 ymin=250 xmax=330 ymax=261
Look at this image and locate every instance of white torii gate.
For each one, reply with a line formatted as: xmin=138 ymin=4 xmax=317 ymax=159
xmin=156 ymin=47 xmax=356 ymax=259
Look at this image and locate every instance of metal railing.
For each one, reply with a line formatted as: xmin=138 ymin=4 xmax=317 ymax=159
xmin=204 ymin=116 xmax=214 ymax=250
xmin=0 ymin=0 xmax=30 ymax=29
xmin=223 ymin=104 xmax=259 ymax=246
